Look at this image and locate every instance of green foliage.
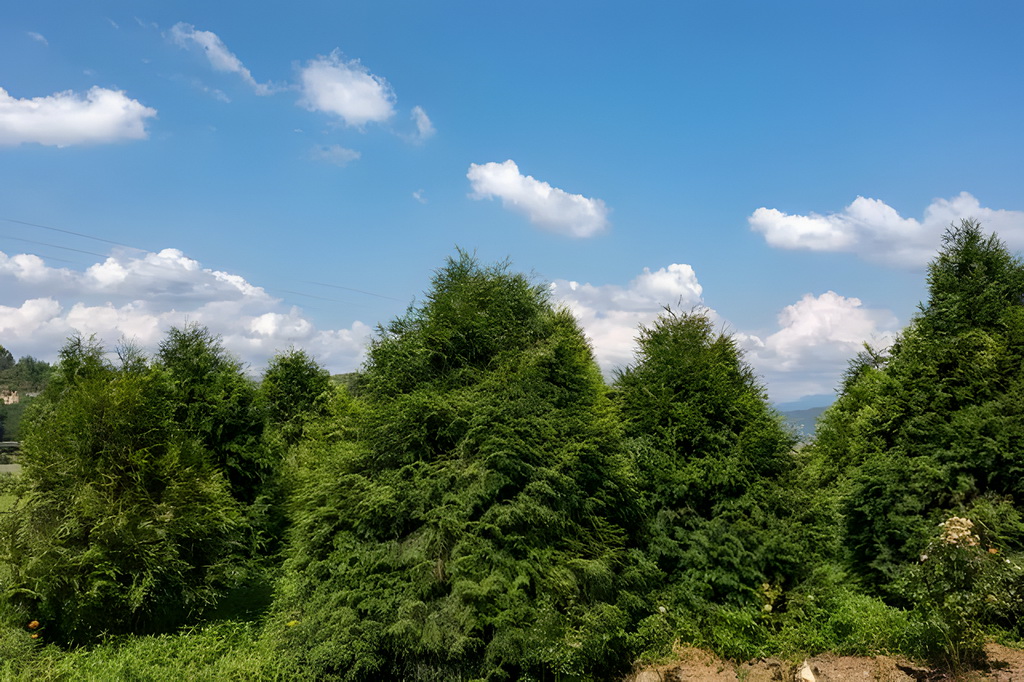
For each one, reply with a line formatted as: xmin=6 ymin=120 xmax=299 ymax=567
xmin=895 ymin=503 xmax=1024 ymax=671
xmin=0 ymin=334 xmax=251 ymax=645
xmin=0 ymin=344 xmax=52 ymax=441
xmin=808 ymin=220 xmax=1024 ymax=672
xmin=0 ymin=620 xmax=296 ymax=681
xmin=271 ymin=252 xmax=646 ymax=680
xmin=0 ymin=402 xmax=23 ymax=442
xmin=0 ymin=343 xmax=49 ymax=391
xmin=261 ymin=348 xmax=332 ymax=444
xmin=157 ymin=324 xmax=267 ymax=504
xmin=7 ymin=233 xmax=1024 ymax=674
xmin=613 ymin=308 xmax=821 ymax=634
xmin=814 ymin=221 xmax=1024 ymax=594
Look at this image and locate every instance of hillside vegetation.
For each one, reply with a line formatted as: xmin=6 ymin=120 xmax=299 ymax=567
xmin=1 ymin=224 xmax=1023 ymax=680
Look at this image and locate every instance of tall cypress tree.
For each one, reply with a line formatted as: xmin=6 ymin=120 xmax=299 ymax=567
xmin=613 ymin=309 xmax=812 ymax=617
xmin=272 ymin=252 xmax=645 ymax=680
xmin=813 ymin=220 xmax=1024 ymax=594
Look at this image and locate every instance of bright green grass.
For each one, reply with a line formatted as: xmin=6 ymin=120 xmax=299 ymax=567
xmin=0 ymin=621 xmax=294 ymax=682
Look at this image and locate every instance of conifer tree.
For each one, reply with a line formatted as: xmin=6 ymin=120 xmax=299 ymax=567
xmin=814 ymin=220 xmax=1024 ymax=601
xmin=0 ymin=335 xmax=245 ymax=643
xmin=156 ymin=324 xmax=266 ymax=503
xmin=613 ymin=309 xmax=812 ymax=616
xmin=272 ymin=252 xmax=645 ymax=680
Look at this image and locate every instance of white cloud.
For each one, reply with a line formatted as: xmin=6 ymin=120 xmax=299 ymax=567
xmin=1 ymin=244 xmax=901 ymax=405
xmin=298 ymin=51 xmax=396 ymax=127
xmin=410 ymin=105 xmax=435 ymax=142
xmin=169 ymin=22 xmax=273 ymax=95
xmin=0 ymin=86 xmax=157 ymax=147
xmin=750 ymin=193 xmax=1024 ymax=268
xmin=412 ymin=189 xmax=427 ymax=204
xmin=27 ymin=31 xmax=48 ymax=46
xmin=551 ymin=264 xmax=705 ymax=370
xmin=467 ymin=160 xmax=610 ymax=238
xmin=739 ymin=292 xmax=900 ymax=403
xmin=311 ymin=144 xmax=361 ymax=167
xmin=553 ymin=262 xmax=900 ymax=404
xmin=0 ymin=252 xmax=73 ymax=286
xmin=0 ymin=248 xmax=371 ymax=373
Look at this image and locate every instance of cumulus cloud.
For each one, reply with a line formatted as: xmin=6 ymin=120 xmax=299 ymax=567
xmin=739 ymin=292 xmax=900 ymax=403
xmin=0 ymin=248 xmax=372 ymax=374
xmin=750 ymin=192 xmax=1024 ymax=268
xmin=0 ymin=86 xmax=157 ymax=147
xmin=169 ymin=22 xmax=273 ymax=95
xmin=551 ymin=264 xmax=705 ymax=370
xmin=1 ymin=244 xmax=903 ymax=404
xmin=298 ymin=51 xmax=396 ymax=127
xmin=410 ymin=105 xmax=435 ymax=142
xmin=553 ymin=263 xmax=900 ymax=404
xmin=311 ymin=144 xmax=361 ymax=167
xmin=468 ymin=160 xmax=610 ymax=238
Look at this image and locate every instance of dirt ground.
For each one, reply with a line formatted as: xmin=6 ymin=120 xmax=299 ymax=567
xmin=626 ymin=643 xmax=1024 ymax=681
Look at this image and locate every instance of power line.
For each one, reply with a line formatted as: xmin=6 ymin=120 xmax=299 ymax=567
xmin=0 ymin=217 xmax=143 ymax=251
xmin=274 ymin=289 xmax=365 ymax=307
xmin=304 ymin=280 xmax=402 ymax=301
xmin=1 ymin=215 xmax=400 ymax=306
xmin=0 ymin=233 xmax=109 ymax=259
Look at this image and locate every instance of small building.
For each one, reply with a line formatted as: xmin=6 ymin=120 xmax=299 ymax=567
xmin=0 ymin=390 xmax=18 ymax=405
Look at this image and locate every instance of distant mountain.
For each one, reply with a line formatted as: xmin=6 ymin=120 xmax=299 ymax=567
xmin=781 ymin=406 xmax=828 ymax=440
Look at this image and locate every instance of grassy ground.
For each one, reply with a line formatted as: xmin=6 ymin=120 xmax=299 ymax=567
xmin=0 ymin=468 xmax=18 ymax=511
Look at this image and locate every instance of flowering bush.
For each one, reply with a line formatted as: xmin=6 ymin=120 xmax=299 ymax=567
xmin=900 ymin=507 xmax=1024 ymax=671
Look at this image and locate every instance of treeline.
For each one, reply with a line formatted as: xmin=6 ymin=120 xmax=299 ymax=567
xmin=1 ymin=223 xmax=1023 ymax=680
xmin=0 ymin=346 xmax=50 ymax=441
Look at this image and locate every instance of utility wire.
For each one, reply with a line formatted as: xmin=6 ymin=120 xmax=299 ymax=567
xmin=0 ymin=217 xmax=143 ymax=251
xmin=1 ymin=216 xmax=399 ymax=306
xmin=0 ymin=233 xmax=110 ymax=259
xmin=275 ymin=289 xmax=365 ymax=307
xmin=303 ymin=280 xmax=402 ymax=301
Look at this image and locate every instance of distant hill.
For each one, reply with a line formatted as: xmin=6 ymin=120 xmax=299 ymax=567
xmin=781 ymin=406 xmax=828 ymax=440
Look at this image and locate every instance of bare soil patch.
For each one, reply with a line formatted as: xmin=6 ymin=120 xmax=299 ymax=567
xmin=625 ymin=643 xmax=1024 ymax=681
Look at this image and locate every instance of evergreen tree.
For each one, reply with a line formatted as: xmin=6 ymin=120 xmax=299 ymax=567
xmin=813 ymin=220 xmax=1024 ymax=603
xmin=271 ymin=252 xmax=645 ymax=680
xmin=613 ymin=309 xmax=816 ymax=618
xmin=260 ymin=348 xmax=333 ymax=445
xmin=156 ymin=324 xmax=266 ymax=503
xmin=0 ymin=336 xmax=245 ymax=644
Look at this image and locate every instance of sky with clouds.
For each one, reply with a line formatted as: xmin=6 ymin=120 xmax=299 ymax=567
xmin=2 ymin=2 xmax=1023 ymax=407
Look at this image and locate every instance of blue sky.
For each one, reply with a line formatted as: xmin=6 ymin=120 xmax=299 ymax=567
xmin=2 ymin=1 xmax=1023 ymax=406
